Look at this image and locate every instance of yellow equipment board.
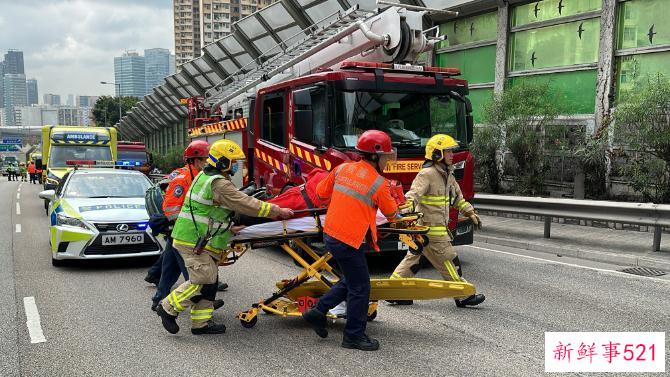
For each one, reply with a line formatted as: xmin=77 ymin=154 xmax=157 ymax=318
xmin=278 ymin=278 xmax=476 ymax=301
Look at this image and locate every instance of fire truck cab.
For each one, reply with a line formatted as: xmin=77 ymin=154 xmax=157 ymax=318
xmin=249 ymin=61 xmax=475 ymax=248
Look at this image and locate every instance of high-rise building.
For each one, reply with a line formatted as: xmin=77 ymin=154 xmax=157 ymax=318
xmin=58 ymin=107 xmax=80 ymax=126
xmin=3 ymin=73 xmax=27 ymax=126
xmin=0 ymin=60 xmax=4 ymax=108
xmin=15 ymin=105 xmax=58 ymax=127
xmin=169 ymin=54 xmax=176 ymax=75
xmin=145 ymin=48 xmax=171 ymax=94
xmin=26 ymin=78 xmax=38 ymax=105
xmin=66 ymin=94 xmax=75 ymax=106
xmin=77 ymin=95 xmax=99 ymax=108
xmin=43 ymin=93 xmax=61 ymax=106
xmin=4 ymin=50 xmax=24 ymax=74
xmin=114 ymin=51 xmax=146 ymax=97
xmin=173 ymin=0 xmax=274 ymax=68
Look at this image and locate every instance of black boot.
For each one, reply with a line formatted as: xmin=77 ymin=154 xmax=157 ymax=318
xmin=217 ymin=282 xmax=229 ymax=291
xmin=191 ymin=320 xmax=226 ymax=335
xmin=455 ymin=294 xmax=485 ymax=308
xmin=151 ymin=301 xmax=160 ymax=312
xmin=144 ymin=273 xmax=160 ymax=285
xmin=385 ymin=300 xmax=413 ymax=305
xmin=342 ymin=334 xmax=380 ymax=351
xmin=213 ymin=299 xmax=224 ymax=310
xmin=302 ymin=308 xmax=328 ymax=338
xmin=156 ymin=305 xmax=179 ymax=334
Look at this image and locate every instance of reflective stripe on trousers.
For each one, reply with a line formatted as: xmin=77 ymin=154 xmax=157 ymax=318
xmin=167 ymin=284 xmax=201 ymax=312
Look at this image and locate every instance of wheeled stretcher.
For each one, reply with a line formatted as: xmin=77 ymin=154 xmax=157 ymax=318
xmin=223 ymin=208 xmax=477 ymax=328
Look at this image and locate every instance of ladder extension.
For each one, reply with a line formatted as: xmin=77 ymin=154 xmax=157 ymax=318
xmin=205 ymin=5 xmax=380 ymax=109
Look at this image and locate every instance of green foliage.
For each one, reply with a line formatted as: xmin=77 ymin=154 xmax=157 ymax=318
xmin=573 ymin=131 xmax=609 ymax=199
xmin=92 ymin=96 xmax=139 ymax=127
xmin=471 ymin=125 xmax=502 ymax=193
xmin=151 ymin=147 xmax=183 ymax=174
xmin=482 ymin=81 xmax=558 ymax=195
xmin=614 ymin=74 xmax=670 ymax=203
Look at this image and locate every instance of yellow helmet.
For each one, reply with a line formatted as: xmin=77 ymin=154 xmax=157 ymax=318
xmin=425 ymin=134 xmax=458 ymax=161
xmin=207 ymin=139 xmax=246 ymax=172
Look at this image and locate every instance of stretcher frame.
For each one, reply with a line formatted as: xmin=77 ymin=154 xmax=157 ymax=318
xmin=223 ymin=209 xmax=475 ymax=328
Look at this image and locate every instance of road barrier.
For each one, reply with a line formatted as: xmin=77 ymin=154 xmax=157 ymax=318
xmin=474 ymin=194 xmax=670 ymax=252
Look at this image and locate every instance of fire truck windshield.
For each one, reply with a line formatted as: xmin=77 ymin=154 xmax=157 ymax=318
xmin=333 ymin=91 xmax=467 ymax=154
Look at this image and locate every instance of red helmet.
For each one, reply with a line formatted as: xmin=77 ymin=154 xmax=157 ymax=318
xmin=184 ymin=140 xmax=210 ymax=159
xmin=356 ymin=130 xmax=393 ymax=154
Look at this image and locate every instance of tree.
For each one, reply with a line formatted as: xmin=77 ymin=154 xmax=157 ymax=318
xmin=91 ymin=96 xmax=139 ymax=127
xmin=151 ymin=147 xmax=183 ymax=174
xmin=481 ymin=82 xmax=558 ymax=195
xmin=614 ymin=74 xmax=670 ymax=203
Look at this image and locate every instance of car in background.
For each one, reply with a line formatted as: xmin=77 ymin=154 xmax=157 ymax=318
xmin=39 ymin=166 xmax=163 ymax=266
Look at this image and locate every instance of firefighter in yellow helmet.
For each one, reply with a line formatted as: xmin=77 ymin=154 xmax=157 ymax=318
xmin=388 ymin=134 xmax=485 ymax=307
xmin=156 ymin=139 xmax=294 ymax=335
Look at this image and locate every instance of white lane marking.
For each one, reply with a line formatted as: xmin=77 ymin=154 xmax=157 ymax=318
xmin=16 ymin=203 xmax=21 ymax=215
xmin=465 ymin=245 xmax=670 ymax=285
xmin=23 ymin=297 xmax=46 ymax=344
xmin=16 ymin=224 xmax=21 ymax=233
xmin=17 ymin=193 xmax=20 ymax=199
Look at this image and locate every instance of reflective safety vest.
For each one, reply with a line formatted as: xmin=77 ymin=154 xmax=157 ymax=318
xmin=405 ymin=163 xmax=474 ymax=239
xmin=317 ymin=160 xmax=398 ymax=251
xmin=28 ymin=163 xmax=36 ymax=174
xmin=162 ymin=164 xmax=199 ymax=221
xmin=172 ymin=172 xmax=232 ymax=253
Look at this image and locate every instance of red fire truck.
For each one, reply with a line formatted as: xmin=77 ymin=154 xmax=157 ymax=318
xmin=190 ymin=3 xmax=476 ymax=250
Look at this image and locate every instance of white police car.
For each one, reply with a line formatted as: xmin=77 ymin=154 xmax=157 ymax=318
xmin=39 ymin=166 xmax=162 ymax=266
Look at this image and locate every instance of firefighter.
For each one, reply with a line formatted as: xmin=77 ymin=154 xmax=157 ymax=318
xmin=388 ymin=134 xmax=485 ymax=307
xmin=156 ymin=139 xmax=294 ymax=335
xmin=146 ymin=140 xmax=229 ymax=312
xmin=19 ymin=162 xmax=27 ymax=182
xmin=302 ymin=130 xmax=399 ymax=351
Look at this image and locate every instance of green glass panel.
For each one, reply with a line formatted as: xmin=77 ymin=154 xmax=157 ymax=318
xmin=508 ymin=18 xmax=600 ymax=72
xmin=616 ymin=51 xmax=670 ymax=97
xmin=438 ymin=11 xmax=497 ymax=48
xmin=436 ymin=45 xmax=496 ymax=84
xmin=508 ymin=70 xmax=597 ymax=114
xmin=467 ymin=88 xmax=494 ymax=123
xmin=617 ymin=0 xmax=670 ymax=49
xmin=511 ymin=0 xmax=601 ymax=27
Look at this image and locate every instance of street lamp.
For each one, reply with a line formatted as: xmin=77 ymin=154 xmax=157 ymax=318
xmin=100 ymin=81 xmax=122 ymax=126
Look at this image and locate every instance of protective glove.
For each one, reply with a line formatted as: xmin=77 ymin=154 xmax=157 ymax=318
xmin=465 ymin=211 xmax=482 ymax=230
xmin=398 ymin=200 xmax=414 ymax=214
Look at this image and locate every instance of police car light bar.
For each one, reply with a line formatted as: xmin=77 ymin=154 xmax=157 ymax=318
xmin=116 ymin=160 xmax=143 ymax=167
xmin=340 ymin=61 xmax=461 ymax=76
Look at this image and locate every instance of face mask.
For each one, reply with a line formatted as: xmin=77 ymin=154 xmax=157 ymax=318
xmin=230 ymin=163 xmax=239 ymax=176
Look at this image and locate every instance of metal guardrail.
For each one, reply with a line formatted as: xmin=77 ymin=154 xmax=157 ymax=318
xmin=474 ymin=194 xmax=670 ymax=252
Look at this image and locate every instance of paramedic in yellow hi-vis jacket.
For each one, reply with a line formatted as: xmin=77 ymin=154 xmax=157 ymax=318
xmin=389 ymin=134 xmax=485 ymax=308
xmin=156 ymin=139 xmax=294 ymax=335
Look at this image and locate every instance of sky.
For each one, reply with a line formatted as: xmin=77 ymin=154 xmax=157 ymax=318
xmin=0 ymin=0 xmax=173 ymax=101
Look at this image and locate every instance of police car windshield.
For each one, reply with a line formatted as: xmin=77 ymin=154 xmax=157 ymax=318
xmin=333 ymin=91 xmax=465 ymax=150
xmin=64 ymin=173 xmax=152 ymax=198
xmin=49 ymin=145 xmax=112 ymax=168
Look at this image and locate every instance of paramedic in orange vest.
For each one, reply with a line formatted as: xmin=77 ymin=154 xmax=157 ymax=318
xmin=302 ymin=130 xmax=398 ymax=351
xmin=27 ymin=161 xmax=37 ymax=184
xmin=146 ymin=140 xmax=227 ymax=310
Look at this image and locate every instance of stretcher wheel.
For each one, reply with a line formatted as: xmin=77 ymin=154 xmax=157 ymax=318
xmin=240 ymin=316 xmax=258 ymax=328
xmin=367 ymin=310 xmax=377 ymax=322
